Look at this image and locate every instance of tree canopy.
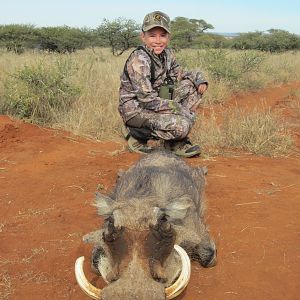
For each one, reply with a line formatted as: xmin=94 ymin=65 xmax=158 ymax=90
xmin=0 ymin=17 xmax=299 ymax=54
xmin=231 ymin=29 xmax=300 ymax=52
xmin=0 ymin=24 xmax=37 ymax=53
xmin=96 ymin=18 xmax=140 ymax=56
xmin=170 ymin=17 xmax=214 ymax=48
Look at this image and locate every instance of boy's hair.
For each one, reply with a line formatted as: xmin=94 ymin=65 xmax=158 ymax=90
xmin=142 ymin=11 xmax=170 ymax=33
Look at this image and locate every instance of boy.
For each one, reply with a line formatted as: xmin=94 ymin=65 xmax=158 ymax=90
xmin=119 ymin=11 xmax=208 ymax=157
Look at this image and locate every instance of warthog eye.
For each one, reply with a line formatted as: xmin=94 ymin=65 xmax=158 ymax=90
xmin=103 ymin=216 xmax=124 ymax=243
xmin=159 ymin=214 xmax=172 ymax=233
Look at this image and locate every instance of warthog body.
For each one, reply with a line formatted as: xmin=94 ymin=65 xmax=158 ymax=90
xmin=83 ymin=151 xmax=216 ymax=300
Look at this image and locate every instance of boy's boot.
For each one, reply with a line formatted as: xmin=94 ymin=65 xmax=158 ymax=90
xmin=121 ymin=125 xmax=153 ymax=154
xmin=164 ymin=138 xmax=201 ymax=158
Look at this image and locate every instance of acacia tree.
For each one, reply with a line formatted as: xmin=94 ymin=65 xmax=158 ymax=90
xmin=0 ymin=25 xmax=95 ymax=53
xmin=170 ymin=17 xmax=214 ymax=48
xmin=37 ymin=26 xmax=90 ymax=53
xmin=0 ymin=24 xmax=38 ymax=53
xmin=97 ymin=18 xmax=140 ymax=56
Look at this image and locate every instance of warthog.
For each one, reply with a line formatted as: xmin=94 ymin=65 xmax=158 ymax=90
xmin=75 ymin=151 xmax=216 ymax=299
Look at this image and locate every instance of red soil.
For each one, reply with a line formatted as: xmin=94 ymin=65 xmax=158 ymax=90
xmin=0 ymin=82 xmax=299 ymax=300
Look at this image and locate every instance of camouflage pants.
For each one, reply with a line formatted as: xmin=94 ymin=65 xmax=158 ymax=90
xmin=173 ymin=79 xmax=202 ymax=111
xmin=127 ymin=79 xmax=202 ymax=141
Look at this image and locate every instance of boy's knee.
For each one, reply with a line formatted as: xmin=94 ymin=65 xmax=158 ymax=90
xmin=177 ymin=79 xmax=194 ymax=89
xmin=175 ymin=79 xmax=196 ymax=99
xmin=172 ymin=118 xmax=191 ymax=140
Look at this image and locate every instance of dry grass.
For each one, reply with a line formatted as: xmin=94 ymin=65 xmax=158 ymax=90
xmin=19 ymin=271 xmax=49 ymax=284
xmin=0 ymin=48 xmax=299 ymax=156
xmin=21 ymin=247 xmax=46 ymax=264
xmin=191 ymin=111 xmax=223 ymax=157
xmin=177 ymin=49 xmax=300 ymax=105
xmin=16 ymin=206 xmax=55 ymax=218
xmin=192 ymin=107 xmax=294 ymax=157
xmin=0 ymin=223 xmax=5 ymax=233
xmin=261 ymin=52 xmax=300 ymax=85
xmin=54 ymin=48 xmax=126 ymax=139
xmin=201 ymin=80 xmax=231 ymax=105
xmin=0 ymin=247 xmax=47 ymax=267
xmin=222 ymin=108 xmax=294 ymax=156
xmin=287 ymin=89 xmax=300 ymax=118
xmin=0 ymin=272 xmax=14 ymax=300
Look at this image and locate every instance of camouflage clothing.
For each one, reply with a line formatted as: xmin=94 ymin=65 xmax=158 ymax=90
xmin=119 ymin=45 xmax=208 ymax=140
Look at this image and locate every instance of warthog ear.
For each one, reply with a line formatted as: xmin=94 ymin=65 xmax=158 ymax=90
xmin=192 ymin=166 xmax=208 ymax=178
xmin=164 ymin=196 xmax=192 ymax=221
xmin=199 ymin=166 xmax=208 ymax=176
xmin=94 ymin=192 xmax=114 ymax=216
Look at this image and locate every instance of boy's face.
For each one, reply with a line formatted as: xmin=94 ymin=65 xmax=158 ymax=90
xmin=140 ymin=27 xmax=170 ymax=55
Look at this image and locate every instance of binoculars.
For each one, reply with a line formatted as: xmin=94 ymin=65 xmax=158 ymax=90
xmin=159 ymin=77 xmax=174 ymax=100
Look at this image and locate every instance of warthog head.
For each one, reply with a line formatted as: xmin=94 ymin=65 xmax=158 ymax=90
xmin=75 ymin=151 xmax=216 ymax=299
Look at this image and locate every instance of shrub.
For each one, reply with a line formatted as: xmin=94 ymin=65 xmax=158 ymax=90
xmin=202 ymin=49 xmax=240 ymax=82
xmin=231 ymin=30 xmax=300 ymax=52
xmin=37 ymin=26 xmax=89 ymax=53
xmin=1 ymin=59 xmax=80 ymax=124
xmin=200 ymin=49 xmax=265 ymax=84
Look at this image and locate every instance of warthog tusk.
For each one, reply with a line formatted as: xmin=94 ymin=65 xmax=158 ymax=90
xmin=75 ymin=244 xmax=191 ymax=300
xmin=75 ymin=256 xmax=101 ymax=299
xmin=165 ymin=245 xmax=191 ymax=299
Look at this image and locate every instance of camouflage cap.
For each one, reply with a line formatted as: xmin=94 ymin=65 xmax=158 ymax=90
xmin=142 ymin=11 xmax=171 ymax=33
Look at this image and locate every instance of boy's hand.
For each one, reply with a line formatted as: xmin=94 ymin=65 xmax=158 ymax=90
xmin=198 ymin=83 xmax=207 ymax=95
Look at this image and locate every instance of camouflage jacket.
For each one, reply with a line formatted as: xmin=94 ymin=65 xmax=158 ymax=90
xmin=119 ymin=45 xmax=208 ymax=123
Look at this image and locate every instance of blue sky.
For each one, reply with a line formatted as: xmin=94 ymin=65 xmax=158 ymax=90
xmin=1 ymin=0 xmax=299 ymax=34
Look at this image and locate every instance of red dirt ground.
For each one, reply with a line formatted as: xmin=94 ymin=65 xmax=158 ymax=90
xmin=0 ymin=82 xmax=299 ymax=300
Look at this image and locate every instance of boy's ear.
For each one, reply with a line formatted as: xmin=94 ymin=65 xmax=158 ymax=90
xmin=140 ymin=31 xmax=145 ymax=42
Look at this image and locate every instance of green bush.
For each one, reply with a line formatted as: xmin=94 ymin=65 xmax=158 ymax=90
xmin=194 ymin=33 xmax=230 ymax=49
xmin=231 ymin=30 xmax=300 ymax=52
xmin=1 ymin=59 xmax=80 ymax=124
xmin=0 ymin=24 xmax=38 ymax=53
xmin=37 ymin=26 xmax=91 ymax=53
xmin=202 ymin=49 xmax=240 ymax=82
xmin=200 ymin=49 xmax=265 ymax=84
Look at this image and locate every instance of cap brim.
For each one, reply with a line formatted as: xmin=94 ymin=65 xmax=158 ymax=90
xmin=142 ymin=24 xmax=170 ymax=33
